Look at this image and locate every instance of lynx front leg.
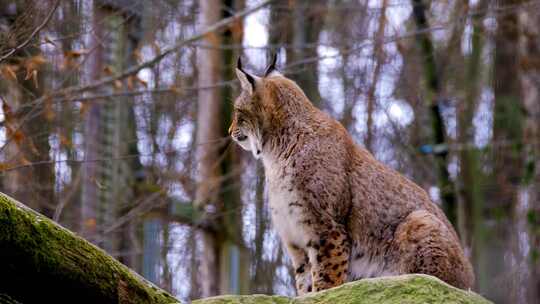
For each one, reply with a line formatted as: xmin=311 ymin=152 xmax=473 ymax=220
xmin=286 ymin=244 xmax=312 ymax=295
xmin=307 ymin=227 xmax=350 ymax=292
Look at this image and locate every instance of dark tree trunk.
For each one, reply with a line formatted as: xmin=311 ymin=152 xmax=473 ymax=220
xmin=411 ymin=0 xmax=457 ymax=225
xmin=486 ymin=0 xmax=524 ymax=302
xmin=195 ymin=0 xmax=247 ymax=296
xmin=0 ymin=1 xmax=55 ymax=218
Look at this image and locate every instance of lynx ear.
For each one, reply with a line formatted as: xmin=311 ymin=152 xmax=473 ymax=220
xmin=236 ymin=57 xmax=257 ymax=95
xmin=264 ymin=52 xmax=279 ymax=77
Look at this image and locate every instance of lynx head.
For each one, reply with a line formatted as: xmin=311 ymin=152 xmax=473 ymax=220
xmin=229 ymin=54 xmax=280 ymax=159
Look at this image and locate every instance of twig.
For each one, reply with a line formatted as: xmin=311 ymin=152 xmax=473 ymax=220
xmin=53 ymin=170 xmax=82 ymax=222
xmin=0 ymin=0 xmax=271 ymax=154
xmin=45 ymin=0 xmax=273 ymax=98
xmin=0 ymin=136 xmax=232 ymax=173
xmin=0 ymin=0 xmax=61 ymax=64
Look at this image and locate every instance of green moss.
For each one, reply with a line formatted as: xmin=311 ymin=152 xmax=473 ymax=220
xmin=0 ymin=192 xmax=492 ymax=304
xmin=0 ymin=192 xmax=179 ymax=304
xmin=194 ymin=275 xmax=492 ymax=304
xmin=194 ymin=295 xmax=291 ymax=304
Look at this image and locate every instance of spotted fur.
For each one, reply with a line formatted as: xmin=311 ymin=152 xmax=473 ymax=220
xmin=230 ymin=59 xmax=474 ymax=295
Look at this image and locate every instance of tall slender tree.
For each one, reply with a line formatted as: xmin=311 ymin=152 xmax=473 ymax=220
xmin=411 ymin=0 xmax=457 ymax=225
xmin=80 ymin=1 xmax=143 ymax=268
xmin=0 ymin=1 xmax=54 ymax=217
xmin=195 ymin=0 xmax=247 ymax=296
xmin=487 ymin=0 xmax=524 ymax=302
xmin=518 ymin=5 xmax=540 ymax=304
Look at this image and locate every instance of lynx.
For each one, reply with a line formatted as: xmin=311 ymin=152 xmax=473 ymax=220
xmin=229 ymin=55 xmax=474 ymax=295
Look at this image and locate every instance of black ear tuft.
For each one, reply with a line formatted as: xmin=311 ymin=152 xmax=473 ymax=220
xmin=264 ymin=52 xmax=278 ymax=77
xmin=237 ymin=56 xmax=256 ymax=88
xmin=237 ymin=57 xmax=243 ymax=71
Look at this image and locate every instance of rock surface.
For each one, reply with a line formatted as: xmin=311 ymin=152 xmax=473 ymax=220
xmin=0 ymin=191 xmax=492 ymax=304
xmin=194 ymin=274 xmax=492 ymax=304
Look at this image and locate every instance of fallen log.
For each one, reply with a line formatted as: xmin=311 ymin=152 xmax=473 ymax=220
xmin=0 ymin=192 xmax=179 ymax=304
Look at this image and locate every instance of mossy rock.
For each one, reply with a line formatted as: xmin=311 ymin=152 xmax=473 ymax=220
xmin=194 ymin=274 xmax=492 ymax=304
xmin=0 ymin=191 xmax=492 ymax=304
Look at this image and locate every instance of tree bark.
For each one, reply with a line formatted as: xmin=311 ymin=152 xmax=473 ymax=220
xmin=487 ymin=1 xmax=524 ymax=302
xmin=0 ymin=1 xmax=55 ymax=218
xmin=195 ymin=0 xmax=247 ymax=296
xmin=365 ymin=0 xmax=388 ymax=152
xmin=518 ymin=6 xmax=540 ymax=304
xmin=456 ymin=0 xmax=486 ymax=290
xmin=289 ymin=0 xmax=326 ymax=107
xmin=196 ymin=0 xmax=226 ymax=297
xmin=0 ymin=192 xmax=178 ymax=304
xmin=411 ymin=0 xmax=457 ymax=225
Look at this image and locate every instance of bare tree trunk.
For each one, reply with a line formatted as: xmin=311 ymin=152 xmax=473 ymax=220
xmin=251 ymin=163 xmax=272 ymax=294
xmin=81 ymin=1 xmax=105 ymax=242
xmin=81 ymin=3 xmax=143 ymax=266
xmin=411 ymin=0 xmax=457 ymax=225
xmin=0 ymin=1 xmax=54 ymax=217
xmin=195 ymin=0 xmax=247 ymax=296
xmin=196 ymin=0 xmax=225 ymax=297
xmin=488 ymin=0 xmax=524 ymax=302
xmin=518 ymin=6 xmax=540 ymax=304
xmin=456 ymin=0 xmax=486 ymax=290
xmin=54 ymin=0 xmax=83 ymax=232
xmin=365 ymin=0 xmax=388 ymax=153
xmin=287 ymin=0 xmax=327 ymax=107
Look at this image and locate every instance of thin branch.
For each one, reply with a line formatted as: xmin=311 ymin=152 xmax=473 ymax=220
xmin=44 ymin=0 xmax=273 ymax=99
xmin=0 ymin=0 xmax=272 ymax=151
xmin=6 ymin=0 xmax=538 ymax=113
xmin=0 ymin=0 xmax=61 ymax=64
xmin=60 ymin=81 xmax=236 ymax=102
xmin=0 ymin=136 xmax=232 ymax=173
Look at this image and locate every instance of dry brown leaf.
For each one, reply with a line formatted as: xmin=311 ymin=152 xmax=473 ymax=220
xmin=205 ymin=32 xmax=220 ymax=45
xmin=230 ymin=19 xmax=243 ymax=42
xmin=27 ymin=55 xmax=46 ymax=66
xmin=137 ymin=76 xmax=148 ymax=88
xmin=43 ymin=36 xmax=57 ymax=46
xmin=1 ymin=98 xmax=13 ymax=116
xmin=64 ymin=49 xmax=89 ymax=58
xmin=169 ymin=85 xmax=183 ymax=95
xmin=59 ymin=134 xmax=72 ymax=148
xmin=113 ymin=79 xmax=123 ymax=90
xmin=63 ymin=49 xmax=88 ymax=70
xmin=1 ymin=65 xmax=18 ymax=81
xmin=0 ymin=162 xmax=12 ymax=171
xmin=23 ymin=55 xmax=46 ymax=87
xmin=151 ymin=41 xmax=161 ymax=55
xmin=133 ymin=48 xmax=142 ymax=62
xmin=28 ymin=139 xmax=40 ymax=156
xmin=84 ymin=218 xmax=97 ymax=229
xmin=19 ymin=156 xmax=31 ymax=166
xmin=28 ymin=70 xmax=39 ymax=88
xmin=80 ymin=102 xmax=90 ymax=116
xmin=10 ymin=129 xmax=25 ymax=145
xmin=103 ymin=65 xmax=114 ymax=76
xmin=127 ymin=75 xmax=135 ymax=90
xmin=44 ymin=96 xmax=55 ymax=122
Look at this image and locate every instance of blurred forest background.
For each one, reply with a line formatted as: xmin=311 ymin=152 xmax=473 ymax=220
xmin=0 ymin=0 xmax=539 ymax=303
